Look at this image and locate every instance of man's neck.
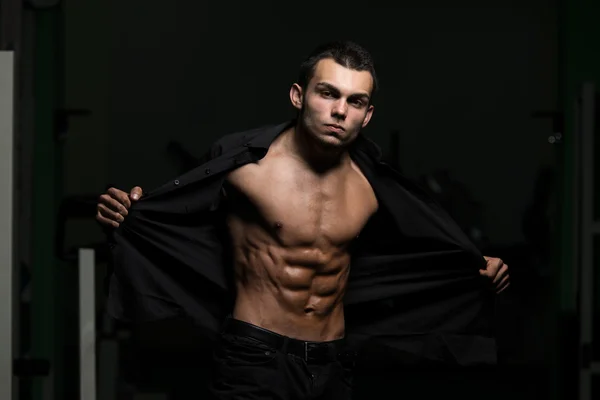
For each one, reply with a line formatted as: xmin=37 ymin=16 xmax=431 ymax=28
xmin=284 ymin=122 xmax=350 ymax=174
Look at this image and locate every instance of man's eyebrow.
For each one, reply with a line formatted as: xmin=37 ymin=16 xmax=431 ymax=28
xmin=315 ymin=82 xmax=340 ymax=92
xmin=316 ymin=82 xmax=370 ymax=101
xmin=349 ymin=92 xmax=370 ymax=101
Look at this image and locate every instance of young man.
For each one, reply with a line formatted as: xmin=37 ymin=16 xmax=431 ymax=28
xmin=98 ymin=41 xmax=509 ymax=399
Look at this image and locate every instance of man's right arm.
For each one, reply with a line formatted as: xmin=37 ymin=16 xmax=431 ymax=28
xmin=96 ymin=186 xmax=143 ymax=228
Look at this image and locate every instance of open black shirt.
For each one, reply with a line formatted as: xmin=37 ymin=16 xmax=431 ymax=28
xmin=107 ymin=121 xmax=496 ymax=366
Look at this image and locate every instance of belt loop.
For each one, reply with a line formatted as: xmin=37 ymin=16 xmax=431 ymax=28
xmin=304 ymin=342 xmax=309 ymax=362
xmin=281 ymin=337 xmax=289 ymax=355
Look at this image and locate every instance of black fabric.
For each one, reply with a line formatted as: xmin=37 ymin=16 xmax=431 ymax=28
xmin=107 ymin=121 xmax=497 ymax=367
xmin=211 ymin=321 xmax=354 ymax=400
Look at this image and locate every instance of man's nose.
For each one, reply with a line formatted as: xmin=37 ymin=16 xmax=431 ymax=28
xmin=332 ymin=100 xmax=348 ymax=119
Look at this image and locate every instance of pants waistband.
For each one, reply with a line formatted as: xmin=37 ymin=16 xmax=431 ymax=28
xmin=221 ymin=317 xmax=349 ymax=363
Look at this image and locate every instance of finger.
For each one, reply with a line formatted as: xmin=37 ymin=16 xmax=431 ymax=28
xmin=98 ymin=203 xmax=125 ymax=223
xmin=479 ymin=267 xmax=494 ymax=278
xmin=480 ymin=257 xmax=491 ymax=276
xmin=98 ymin=204 xmax=124 ymax=223
xmin=130 ymin=186 xmax=143 ymax=201
xmin=99 ymin=194 xmax=129 ymax=216
xmin=496 ymin=274 xmax=510 ymax=289
xmin=493 ymin=264 xmax=509 ymax=285
xmin=108 ymin=187 xmax=132 ymax=209
xmin=96 ymin=212 xmax=120 ymax=228
xmin=486 ymin=258 xmax=503 ymax=277
xmin=497 ymin=281 xmax=511 ymax=294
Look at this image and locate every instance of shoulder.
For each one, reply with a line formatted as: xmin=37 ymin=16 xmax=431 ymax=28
xmin=210 ymin=123 xmax=282 ymax=154
xmin=197 ymin=125 xmax=266 ymax=164
xmin=200 ymin=121 xmax=289 ymax=166
xmin=207 ymin=128 xmax=249 ymax=157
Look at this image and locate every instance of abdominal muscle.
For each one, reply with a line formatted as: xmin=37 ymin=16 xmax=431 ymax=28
xmin=229 ymin=219 xmax=351 ymax=342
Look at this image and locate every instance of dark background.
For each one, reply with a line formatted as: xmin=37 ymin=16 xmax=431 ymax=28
xmin=2 ymin=0 xmax=599 ymax=399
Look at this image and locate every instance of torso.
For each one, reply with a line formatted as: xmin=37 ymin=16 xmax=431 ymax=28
xmin=223 ymin=130 xmax=378 ymax=341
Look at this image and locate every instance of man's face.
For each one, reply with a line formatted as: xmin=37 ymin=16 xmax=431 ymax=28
xmin=290 ymin=58 xmax=374 ymax=148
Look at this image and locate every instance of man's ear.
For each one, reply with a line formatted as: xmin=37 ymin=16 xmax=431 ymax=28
xmin=290 ymin=83 xmax=303 ymax=110
xmin=362 ymin=104 xmax=375 ymax=128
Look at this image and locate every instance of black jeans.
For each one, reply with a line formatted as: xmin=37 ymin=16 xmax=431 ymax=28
xmin=210 ymin=318 xmax=355 ymax=399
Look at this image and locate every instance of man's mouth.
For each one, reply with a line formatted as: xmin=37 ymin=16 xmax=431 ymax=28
xmin=325 ymin=124 xmax=345 ymax=132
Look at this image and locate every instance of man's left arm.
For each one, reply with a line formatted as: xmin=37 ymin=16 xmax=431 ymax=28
xmin=480 ymin=256 xmax=510 ymax=294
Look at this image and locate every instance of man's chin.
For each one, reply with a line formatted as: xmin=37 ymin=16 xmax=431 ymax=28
xmin=315 ymin=134 xmax=347 ymax=148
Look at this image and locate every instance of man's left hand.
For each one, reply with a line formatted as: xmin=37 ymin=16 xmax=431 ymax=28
xmin=480 ymin=256 xmax=510 ymax=294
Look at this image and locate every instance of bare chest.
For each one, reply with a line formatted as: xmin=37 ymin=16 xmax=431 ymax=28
xmin=225 ymin=158 xmax=378 ymax=246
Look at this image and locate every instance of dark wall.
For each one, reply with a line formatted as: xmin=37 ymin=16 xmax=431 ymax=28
xmin=50 ymin=2 xmax=564 ymax=399
xmin=86 ymin=2 xmax=559 ymax=247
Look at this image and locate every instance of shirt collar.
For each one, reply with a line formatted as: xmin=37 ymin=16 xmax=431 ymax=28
xmin=245 ymin=120 xmax=294 ymax=150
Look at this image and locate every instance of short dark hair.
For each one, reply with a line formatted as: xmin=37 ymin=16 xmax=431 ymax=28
xmin=298 ymin=41 xmax=378 ymax=99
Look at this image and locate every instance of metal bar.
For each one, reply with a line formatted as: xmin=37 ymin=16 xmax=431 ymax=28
xmin=79 ymin=248 xmax=96 ymax=400
xmin=579 ymin=82 xmax=595 ymax=400
xmin=572 ymin=88 xmax=582 ymax=316
xmin=580 ymin=82 xmax=595 ymax=348
xmin=4 ymin=1 xmax=23 ymax=399
xmin=31 ymin=8 xmax=61 ymax=400
xmin=1 ymin=0 xmax=21 ymax=51
xmin=580 ymin=369 xmax=591 ymax=400
xmin=0 ymin=51 xmax=15 ymax=400
xmin=97 ymin=340 xmax=118 ymax=400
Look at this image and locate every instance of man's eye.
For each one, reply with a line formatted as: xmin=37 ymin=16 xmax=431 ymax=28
xmin=351 ymin=100 xmax=364 ymax=107
xmin=322 ymin=91 xmax=332 ymax=97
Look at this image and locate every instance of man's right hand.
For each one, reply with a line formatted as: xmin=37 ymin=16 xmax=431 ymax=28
xmin=96 ymin=186 xmax=143 ymax=228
